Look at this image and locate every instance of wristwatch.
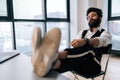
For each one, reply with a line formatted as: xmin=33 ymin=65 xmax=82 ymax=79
xmin=85 ymin=38 xmax=90 ymax=44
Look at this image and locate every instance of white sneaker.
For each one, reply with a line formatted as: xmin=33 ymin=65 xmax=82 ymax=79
xmin=31 ymin=27 xmax=42 ymax=66
xmin=33 ymin=27 xmax=61 ymax=77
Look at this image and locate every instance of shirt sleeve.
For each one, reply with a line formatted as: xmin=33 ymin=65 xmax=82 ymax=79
xmin=94 ymin=31 xmax=112 ymax=48
xmin=75 ymin=30 xmax=84 ymax=39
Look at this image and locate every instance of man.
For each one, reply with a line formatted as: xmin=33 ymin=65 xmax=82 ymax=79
xmin=31 ymin=7 xmax=112 ymax=77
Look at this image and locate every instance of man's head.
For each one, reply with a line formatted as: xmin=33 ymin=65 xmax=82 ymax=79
xmin=86 ymin=7 xmax=103 ymax=28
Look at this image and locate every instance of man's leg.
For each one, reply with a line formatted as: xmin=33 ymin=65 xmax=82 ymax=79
xmin=54 ymin=45 xmax=101 ymax=76
xmin=53 ymin=44 xmax=93 ymax=72
xmin=58 ymin=44 xmax=92 ymax=59
xmin=31 ymin=27 xmax=61 ymax=77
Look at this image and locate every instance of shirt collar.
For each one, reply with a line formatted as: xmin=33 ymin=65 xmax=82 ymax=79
xmin=88 ymin=27 xmax=102 ymax=33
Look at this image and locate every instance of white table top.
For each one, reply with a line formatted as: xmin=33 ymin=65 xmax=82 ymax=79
xmin=0 ymin=53 xmax=70 ymax=80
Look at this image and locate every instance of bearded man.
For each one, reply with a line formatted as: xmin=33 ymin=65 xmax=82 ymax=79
xmin=31 ymin=7 xmax=112 ymax=77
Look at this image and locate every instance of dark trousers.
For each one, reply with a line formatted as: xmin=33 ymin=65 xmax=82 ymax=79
xmin=55 ymin=44 xmax=101 ymax=77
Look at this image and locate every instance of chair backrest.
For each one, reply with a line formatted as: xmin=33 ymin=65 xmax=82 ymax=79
xmin=89 ymin=44 xmax=112 ymax=80
xmin=102 ymin=44 xmax=112 ymax=54
xmin=101 ymin=44 xmax=112 ymax=74
xmin=71 ymin=44 xmax=112 ymax=80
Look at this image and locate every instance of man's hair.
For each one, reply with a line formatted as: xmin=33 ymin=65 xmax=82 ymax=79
xmin=87 ymin=7 xmax=103 ymax=17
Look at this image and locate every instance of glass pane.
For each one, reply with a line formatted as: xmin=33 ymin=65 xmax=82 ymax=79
xmin=109 ymin=21 xmax=120 ymax=50
xmin=111 ymin=0 xmax=120 ymax=17
xmin=0 ymin=22 xmax=13 ymax=51
xmin=15 ymin=22 xmax=44 ymax=56
xmin=47 ymin=22 xmax=69 ymax=50
xmin=0 ymin=0 xmax=7 ymax=16
xmin=47 ymin=0 xmax=67 ymax=18
xmin=13 ymin=0 xmax=44 ymax=19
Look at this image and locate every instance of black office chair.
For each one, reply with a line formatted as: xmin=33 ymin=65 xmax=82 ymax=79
xmin=71 ymin=44 xmax=112 ymax=80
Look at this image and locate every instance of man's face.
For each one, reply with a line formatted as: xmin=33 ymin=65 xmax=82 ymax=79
xmin=87 ymin=11 xmax=101 ymax=28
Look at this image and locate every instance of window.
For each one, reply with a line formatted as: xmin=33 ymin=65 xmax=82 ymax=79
xmin=0 ymin=0 xmax=70 ymax=56
xmin=13 ymin=0 xmax=44 ymax=19
xmin=108 ymin=0 xmax=120 ymax=20
xmin=15 ymin=22 xmax=44 ymax=55
xmin=108 ymin=0 xmax=120 ymax=53
xmin=0 ymin=0 xmax=10 ymax=20
xmin=111 ymin=0 xmax=120 ymax=17
xmin=47 ymin=22 xmax=69 ymax=50
xmin=47 ymin=0 xmax=67 ymax=18
xmin=0 ymin=22 xmax=13 ymax=51
xmin=0 ymin=0 xmax=7 ymax=16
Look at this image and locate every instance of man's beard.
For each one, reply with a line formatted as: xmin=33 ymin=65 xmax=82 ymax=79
xmin=88 ymin=18 xmax=101 ymax=28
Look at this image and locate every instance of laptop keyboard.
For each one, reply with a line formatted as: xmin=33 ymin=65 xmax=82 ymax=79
xmin=0 ymin=52 xmax=20 ymax=64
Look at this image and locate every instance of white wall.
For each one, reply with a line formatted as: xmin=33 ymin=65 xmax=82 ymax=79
xmin=97 ymin=0 xmax=108 ymax=30
xmin=70 ymin=0 xmax=108 ymax=41
xmin=70 ymin=0 xmax=88 ymax=40
xmin=70 ymin=0 xmax=77 ymax=40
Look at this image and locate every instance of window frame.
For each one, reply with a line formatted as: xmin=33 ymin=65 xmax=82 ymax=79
xmin=0 ymin=0 xmax=11 ymax=20
xmin=45 ymin=0 xmax=70 ymax=22
xmin=0 ymin=0 xmax=70 ymax=53
xmin=108 ymin=0 xmax=120 ymax=54
xmin=108 ymin=0 xmax=120 ymax=20
xmin=0 ymin=0 xmax=70 ymax=21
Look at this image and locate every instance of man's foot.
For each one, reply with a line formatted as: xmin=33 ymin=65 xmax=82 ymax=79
xmin=33 ymin=27 xmax=61 ymax=77
xmin=31 ymin=27 xmax=42 ymax=66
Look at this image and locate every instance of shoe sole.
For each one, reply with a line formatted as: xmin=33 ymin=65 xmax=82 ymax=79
xmin=33 ymin=27 xmax=61 ymax=77
xmin=31 ymin=27 xmax=42 ymax=66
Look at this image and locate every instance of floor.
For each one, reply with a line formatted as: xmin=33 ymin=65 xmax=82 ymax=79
xmin=61 ymin=54 xmax=120 ymax=80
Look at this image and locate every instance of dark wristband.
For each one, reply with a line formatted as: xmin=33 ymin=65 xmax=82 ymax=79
xmin=85 ymin=38 xmax=90 ymax=44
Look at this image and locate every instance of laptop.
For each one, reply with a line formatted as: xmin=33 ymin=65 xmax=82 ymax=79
xmin=0 ymin=51 xmax=20 ymax=64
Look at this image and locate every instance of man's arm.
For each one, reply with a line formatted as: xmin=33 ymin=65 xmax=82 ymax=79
xmin=70 ymin=38 xmax=99 ymax=48
xmin=93 ymin=31 xmax=112 ymax=47
xmin=89 ymin=38 xmax=99 ymax=47
xmin=70 ymin=32 xmax=112 ymax=48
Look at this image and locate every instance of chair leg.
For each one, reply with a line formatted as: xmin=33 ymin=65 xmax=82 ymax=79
xmin=91 ymin=78 xmax=94 ymax=80
xmin=91 ymin=74 xmax=106 ymax=80
xmin=102 ymin=74 xmax=106 ymax=80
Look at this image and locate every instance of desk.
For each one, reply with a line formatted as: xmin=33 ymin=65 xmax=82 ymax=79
xmin=0 ymin=53 xmax=70 ymax=80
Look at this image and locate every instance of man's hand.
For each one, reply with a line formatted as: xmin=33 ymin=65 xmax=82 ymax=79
xmin=70 ymin=39 xmax=86 ymax=47
xmin=58 ymin=51 xmax=68 ymax=59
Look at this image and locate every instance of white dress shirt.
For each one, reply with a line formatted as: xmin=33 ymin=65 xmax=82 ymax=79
xmin=75 ymin=27 xmax=112 ymax=48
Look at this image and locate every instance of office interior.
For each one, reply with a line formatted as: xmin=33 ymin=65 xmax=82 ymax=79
xmin=0 ymin=0 xmax=120 ymax=80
